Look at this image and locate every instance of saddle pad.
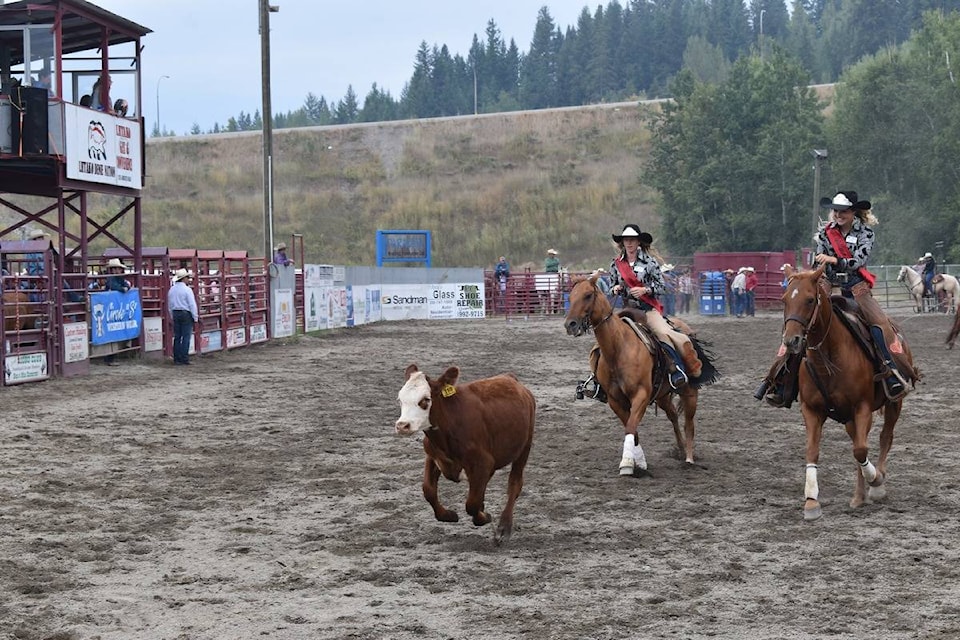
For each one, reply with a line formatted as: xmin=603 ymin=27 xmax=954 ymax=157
xmin=830 ymin=297 xmax=877 ymax=360
xmin=620 ymin=316 xmax=657 ymax=355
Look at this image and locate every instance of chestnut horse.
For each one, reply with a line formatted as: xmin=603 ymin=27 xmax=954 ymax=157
xmin=564 ymin=273 xmax=718 ymax=476
xmin=2 ymin=290 xmax=34 ymax=332
xmin=781 ymin=265 xmax=913 ymax=520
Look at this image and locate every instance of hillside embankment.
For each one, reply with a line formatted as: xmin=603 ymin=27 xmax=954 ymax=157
xmin=140 ymin=101 xmax=662 ymax=272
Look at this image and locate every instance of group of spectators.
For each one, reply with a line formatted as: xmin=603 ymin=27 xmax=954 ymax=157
xmin=725 ymin=266 xmax=758 ymax=317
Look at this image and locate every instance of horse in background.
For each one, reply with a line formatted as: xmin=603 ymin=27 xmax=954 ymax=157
xmin=2 ymin=290 xmax=35 ymax=332
xmin=932 ymin=273 xmax=960 ymax=314
xmin=780 ymin=264 xmax=912 ymax=520
xmin=563 ymin=273 xmax=718 ymax=475
xmin=897 ymin=265 xmax=925 ymax=313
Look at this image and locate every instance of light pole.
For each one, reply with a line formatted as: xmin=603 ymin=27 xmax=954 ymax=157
xmin=811 ymin=148 xmax=828 ymax=243
xmin=260 ymin=0 xmax=279 ymax=263
xmin=759 ymin=9 xmax=766 ymax=60
xmin=156 ymin=75 xmax=169 ymax=136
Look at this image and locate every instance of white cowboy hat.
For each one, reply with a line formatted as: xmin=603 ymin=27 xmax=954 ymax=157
xmin=172 ymin=268 xmax=191 ymax=282
xmin=922 ymin=252 xmax=933 ymax=259
xmin=779 ymin=263 xmax=791 ymax=272
xmin=744 ymin=266 xmax=755 ymax=272
xmin=547 ymin=249 xmax=558 ymax=255
xmin=275 ymin=242 xmax=287 ymax=250
xmin=660 ymin=263 xmax=675 ymax=272
xmin=738 ymin=267 xmax=747 ymax=273
xmin=106 ymin=258 xmax=126 ymax=270
xmin=29 ymin=229 xmax=49 ymax=239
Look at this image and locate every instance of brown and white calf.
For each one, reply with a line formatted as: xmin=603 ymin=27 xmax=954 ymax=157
xmin=395 ymin=364 xmax=536 ymax=545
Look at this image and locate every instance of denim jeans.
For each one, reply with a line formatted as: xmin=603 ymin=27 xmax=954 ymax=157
xmin=172 ymin=309 xmax=194 ymax=363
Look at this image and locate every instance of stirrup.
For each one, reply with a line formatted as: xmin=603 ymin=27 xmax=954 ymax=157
xmin=764 ymin=391 xmax=787 ymax=408
xmin=576 ymin=374 xmax=607 ymax=402
xmin=669 ymin=368 xmax=688 ymax=389
xmin=882 ymin=369 xmax=909 ymax=401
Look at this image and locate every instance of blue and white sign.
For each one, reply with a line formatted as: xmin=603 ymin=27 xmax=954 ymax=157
xmin=90 ymin=290 xmax=143 ymax=345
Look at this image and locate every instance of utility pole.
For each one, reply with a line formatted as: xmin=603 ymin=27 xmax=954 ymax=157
xmin=811 ymin=149 xmax=827 ymax=242
xmin=259 ymin=0 xmax=279 ymax=263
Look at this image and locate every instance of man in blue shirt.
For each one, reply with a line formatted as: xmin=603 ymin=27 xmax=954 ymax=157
xmin=167 ymin=269 xmax=199 ymax=365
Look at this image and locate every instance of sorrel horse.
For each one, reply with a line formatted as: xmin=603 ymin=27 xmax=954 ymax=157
xmin=943 ymin=296 xmax=960 ymax=348
xmin=2 ymin=290 xmax=34 ymax=332
xmin=564 ymin=273 xmax=718 ymax=475
xmin=781 ymin=265 xmax=913 ymax=520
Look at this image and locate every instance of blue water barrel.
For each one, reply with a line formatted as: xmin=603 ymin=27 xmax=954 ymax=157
xmin=699 ymin=271 xmax=726 ymax=315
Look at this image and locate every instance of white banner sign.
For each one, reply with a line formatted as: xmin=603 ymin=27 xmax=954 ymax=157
xmin=64 ymin=104 xmax=142 ymax=189
xmin=5 ymin=353 xmax=49 ymax=384
xmin=63 ymin=322 xmax=89 ymax=363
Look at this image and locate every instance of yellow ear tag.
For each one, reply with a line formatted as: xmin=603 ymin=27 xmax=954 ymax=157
xmin=441 ymin=384 xmax=457 ymax=398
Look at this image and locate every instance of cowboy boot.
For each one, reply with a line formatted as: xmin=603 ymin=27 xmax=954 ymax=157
xmin=658 ymin=341 xmax=689 ymax=388
xmin=869 ymin=325 xmax=909 ymax=401
xmin=763 ymin=353 xmax=801 ymax=408
xmin=679 ymin=340 xmax=703 ymax=378
xmin=753 ymin=379 xmax=770 ymax=401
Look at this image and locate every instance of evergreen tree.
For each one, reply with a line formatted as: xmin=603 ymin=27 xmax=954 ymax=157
xmin=403 ymin=41 xmax=434 ymax=118
xmin=520 ymin=6 xmax=560 ymax=109
xmin=334 ymin=85 xmax=360 ymax=124
xmin=785 ymin=0 xmax=818 ymax=77
xmin=359 ymin=83 xmax=399 ymax=122
xmin=647 ymin=47 xmax=824 ymax=253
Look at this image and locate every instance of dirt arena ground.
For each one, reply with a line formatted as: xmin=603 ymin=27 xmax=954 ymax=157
xmin=3 ymin=308 xmax=960 ymax=640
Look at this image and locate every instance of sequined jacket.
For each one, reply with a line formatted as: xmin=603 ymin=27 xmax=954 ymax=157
xmin=815 ymin=218 xmax=875 ymax=288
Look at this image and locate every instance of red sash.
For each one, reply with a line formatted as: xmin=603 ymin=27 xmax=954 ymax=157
xmin=824 ymin=224 xmax=876 ymax=287
xmin=614 ymin=257 xmax=664 ymax=313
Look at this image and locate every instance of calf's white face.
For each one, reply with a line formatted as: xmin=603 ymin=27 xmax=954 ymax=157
xmin=396 ymin=371 xmax=432 ymax=434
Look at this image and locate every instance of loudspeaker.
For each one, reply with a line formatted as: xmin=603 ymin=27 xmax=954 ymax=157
xmin=11 ymin=85 xmax=48 ymax=155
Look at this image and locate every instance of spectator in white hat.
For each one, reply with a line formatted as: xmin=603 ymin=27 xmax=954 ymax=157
xmin=544 ymin=248 xmax=560 ymax=273
xmin=273 ymin=242 xmax=293 ymax=267
xmin=168 ymin=269 xmax=198 ymax=365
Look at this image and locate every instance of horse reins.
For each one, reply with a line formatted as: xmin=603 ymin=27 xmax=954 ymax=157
xmin=783 ymin=289 xmax=832 ymax=351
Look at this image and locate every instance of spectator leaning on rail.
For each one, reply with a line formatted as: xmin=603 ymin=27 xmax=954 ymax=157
xmin=273 ymin=242 xmax=293 ymax=267
xmin=168 ymin=268 xmax=199 ymax=366
xmin=544 ymin=249 xmax=560 ymax=273
xmin=103 ymin=258 xmax=131 ymax=367
xmin=608 ymin=223 xmax=702 ymax=387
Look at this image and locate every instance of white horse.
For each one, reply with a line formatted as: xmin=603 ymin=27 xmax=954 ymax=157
xmin=897 ymin=265 xmax=925 ymax=313
xmin=933 ymin=273 xmax=960 ymax=314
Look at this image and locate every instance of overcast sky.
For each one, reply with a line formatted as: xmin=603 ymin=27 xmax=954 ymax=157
xmin=90 ymin=1 xmax=589 ymax=135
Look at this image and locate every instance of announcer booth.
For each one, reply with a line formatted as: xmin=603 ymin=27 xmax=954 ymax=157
xmin=0 ymin=1 xmax=150 ymax=385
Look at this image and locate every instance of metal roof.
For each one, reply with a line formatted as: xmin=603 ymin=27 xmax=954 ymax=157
xmin=0 ymin=0 xmax=151 ymax=64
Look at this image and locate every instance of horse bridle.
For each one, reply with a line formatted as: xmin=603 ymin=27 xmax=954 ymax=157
xmin=783 ymin=287 xmax=830 ymax=350
xmin=571 ymin=285 xmax=614 ymax=334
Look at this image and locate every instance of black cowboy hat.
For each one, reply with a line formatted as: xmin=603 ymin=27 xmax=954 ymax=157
xmin=612 ymin=223 xmax=653 ymax=245
xmin=820 ymin=190 xmax=871 ymax=211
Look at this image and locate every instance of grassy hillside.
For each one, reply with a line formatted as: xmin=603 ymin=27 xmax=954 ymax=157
xmin=139 ymin=103 xmax=663 ymax=272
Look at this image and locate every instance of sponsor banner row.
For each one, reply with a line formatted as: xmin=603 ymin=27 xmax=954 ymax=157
xmin=303 ymin=282 xmax=485 ymax=330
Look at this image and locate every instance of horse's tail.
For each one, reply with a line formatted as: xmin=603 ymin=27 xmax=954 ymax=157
xmin=688 ymin=336 xmax=720 ymax=389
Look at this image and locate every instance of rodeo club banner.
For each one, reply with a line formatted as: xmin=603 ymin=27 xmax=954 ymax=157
xmin=90 ymin=290 xmax=143 ymax=345
xmin=63 ymin=104 xmax=143 ymax=190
